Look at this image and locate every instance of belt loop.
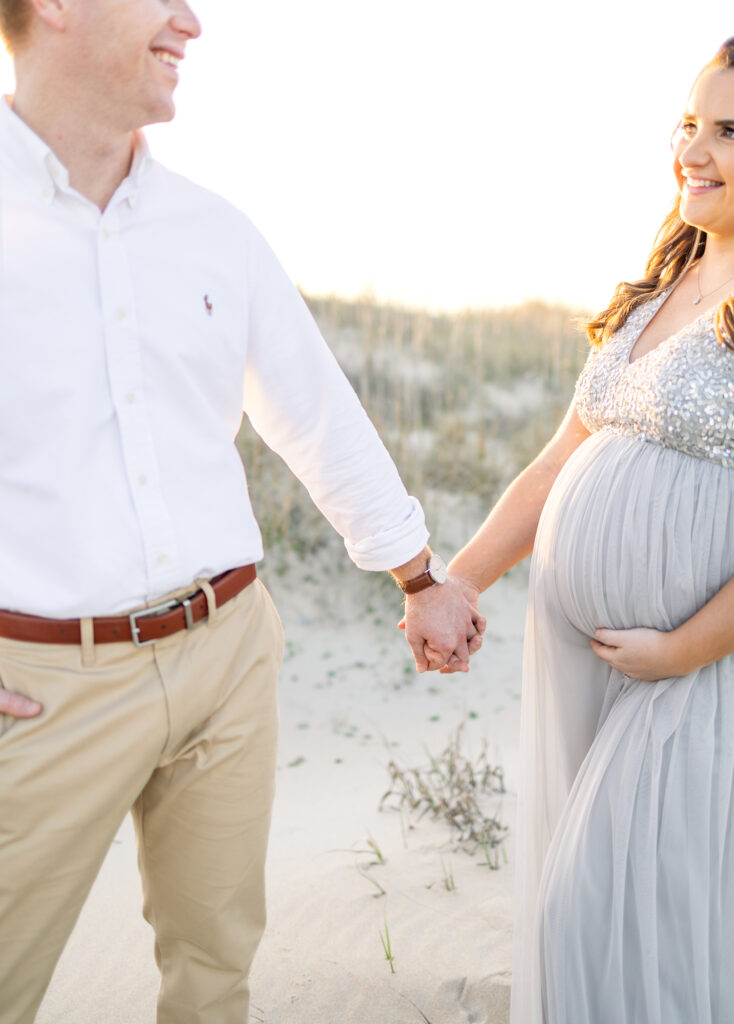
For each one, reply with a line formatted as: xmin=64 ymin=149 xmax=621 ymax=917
xmin=197 ymin=578 xmax=218 ymax=624
xmin=80 ymin=617 xmax=96 ymax=667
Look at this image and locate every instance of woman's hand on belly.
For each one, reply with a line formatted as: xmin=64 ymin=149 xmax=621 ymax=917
xmin=592 ymin=575 xmax=734 ymax=681
xmin=590 ymin=626 xmax=688 ymax=682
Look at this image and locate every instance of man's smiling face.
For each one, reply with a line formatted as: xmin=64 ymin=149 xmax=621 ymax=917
xmin=65 ymin=0 xmax=201 ymax=132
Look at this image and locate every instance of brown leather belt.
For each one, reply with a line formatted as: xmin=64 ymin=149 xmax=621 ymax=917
xmin=0 ymin=565 xmax=257 ymax=647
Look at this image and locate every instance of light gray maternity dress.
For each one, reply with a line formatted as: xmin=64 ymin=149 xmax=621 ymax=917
xmin=510 ymin=292 xmax=734 ymax=1024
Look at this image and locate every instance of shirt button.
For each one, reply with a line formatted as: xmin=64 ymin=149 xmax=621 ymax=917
xmin=156 ymin=554 xmax=167 ymax=566
xmin=116 ymin=308 xmax=127 ymax=321
xmin=125 ymin=392 xmax=136 ymax=404
xmin=41 ymin=187 xmax=53 ymax=201
xmin=138 ymin=474 xmax=148 ymax=486
xmin=102 ymin=228 xmax=111 ymax=241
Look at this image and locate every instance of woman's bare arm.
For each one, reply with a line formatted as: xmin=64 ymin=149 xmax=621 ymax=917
xmin=448 ymin=401 xmax=590 ymax=593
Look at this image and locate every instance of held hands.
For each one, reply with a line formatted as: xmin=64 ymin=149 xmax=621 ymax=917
xmin=399 ymin=575 xmax=486 ymax=674
xmin=590 ymin=626 xmax=692 ymax=682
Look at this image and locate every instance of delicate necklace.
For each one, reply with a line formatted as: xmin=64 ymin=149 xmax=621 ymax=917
xmin=693 ymin=263 xmax=734 ymax=305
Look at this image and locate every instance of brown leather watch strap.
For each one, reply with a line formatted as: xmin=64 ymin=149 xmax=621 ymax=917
xmin=401 ymin=571 xmax=438 ymax=595
xmin=0 ymin=564 xmax=257 ymax=646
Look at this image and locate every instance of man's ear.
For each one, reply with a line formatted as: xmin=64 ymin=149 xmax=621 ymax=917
xmin=27 ymin=0 xmax=68 ymax=32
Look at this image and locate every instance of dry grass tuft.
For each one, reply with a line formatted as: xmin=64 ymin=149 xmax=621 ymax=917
xmin=379 ymin=725 xmax=507 ymax=862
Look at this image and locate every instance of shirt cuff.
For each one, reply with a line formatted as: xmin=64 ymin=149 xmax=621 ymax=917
xmin=343 ymin=497 xmax=429 ymax=572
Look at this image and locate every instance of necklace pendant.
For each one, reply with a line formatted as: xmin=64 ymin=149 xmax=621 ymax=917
xmin=693 ymin=295 xmax=702 ymax=305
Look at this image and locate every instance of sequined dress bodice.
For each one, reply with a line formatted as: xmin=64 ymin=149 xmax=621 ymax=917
xmin=574 ymin=292 xmax=734 ymax=468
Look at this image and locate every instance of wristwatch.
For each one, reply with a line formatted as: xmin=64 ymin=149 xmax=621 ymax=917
xmin=398 ymin=553 xmax=448 ymax=594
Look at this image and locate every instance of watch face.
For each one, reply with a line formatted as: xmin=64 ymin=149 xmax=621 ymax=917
xmin=428 ymin=553 xmax=448 ymax=584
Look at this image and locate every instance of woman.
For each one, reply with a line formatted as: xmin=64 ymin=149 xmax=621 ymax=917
xmin=444 ymin=40 xmax=734 ymax=1023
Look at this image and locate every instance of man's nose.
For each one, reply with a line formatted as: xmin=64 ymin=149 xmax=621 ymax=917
xmin=171 ymin=1 xmax=202 ymax=41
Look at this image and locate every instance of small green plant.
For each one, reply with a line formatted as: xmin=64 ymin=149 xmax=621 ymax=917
xmin=478 ymin=831 xmax=499 ymax=871
xmin=365 ymin=832 xmax=385 ymax=864
xmin=380 ymin=919 xmax=396 ymax=974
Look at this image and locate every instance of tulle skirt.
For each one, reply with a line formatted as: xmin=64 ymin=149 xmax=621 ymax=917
xmin=510 ymin=428 xmax=734 ymax=1024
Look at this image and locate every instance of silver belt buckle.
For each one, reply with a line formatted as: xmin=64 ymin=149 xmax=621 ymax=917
xmin=129 ymin=598 xmax=180 ymax=648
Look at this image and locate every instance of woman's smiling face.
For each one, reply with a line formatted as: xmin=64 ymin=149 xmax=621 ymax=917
xmin=673 ymin=67 xmax=734 ymax=240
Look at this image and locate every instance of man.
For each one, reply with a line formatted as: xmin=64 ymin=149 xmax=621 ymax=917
xmin=0 ymin=2 xmax=484 ymax=1022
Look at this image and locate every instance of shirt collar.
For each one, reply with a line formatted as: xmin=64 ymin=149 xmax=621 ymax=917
xmin=0 ymin=94 xmax=55 ymax=201
xmin=117 ymin=132 xmax=153 ymax=208
xmin=0 ymin=95 xmax=153 ymax=207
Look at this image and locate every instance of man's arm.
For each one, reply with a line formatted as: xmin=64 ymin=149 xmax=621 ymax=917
xmin=242 ymin=226 xmax=428 ymax=569
xmin=240 ymin=226 xmax=491 ymax=669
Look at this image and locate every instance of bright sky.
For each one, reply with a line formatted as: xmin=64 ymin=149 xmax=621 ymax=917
xmin=2 ymin=2 xmax=733 ymax=311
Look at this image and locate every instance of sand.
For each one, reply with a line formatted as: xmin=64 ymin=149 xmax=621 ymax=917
xmin=35 ymin=560 xmax=528 ymax=1024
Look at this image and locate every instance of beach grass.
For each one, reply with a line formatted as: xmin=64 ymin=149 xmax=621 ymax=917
xmin=237 ymin=292 xmax=587 ymax=560
xmin=379 ymin=724 xmax=508 ymax=860
xmin=379 ymin=919 xmax=396 ymax=975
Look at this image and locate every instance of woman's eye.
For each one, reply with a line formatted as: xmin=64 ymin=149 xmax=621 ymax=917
xmin=670 ymin=121 xmax=694 ymax=148
xmin=720 ymin=124 xmax=734 ymax=140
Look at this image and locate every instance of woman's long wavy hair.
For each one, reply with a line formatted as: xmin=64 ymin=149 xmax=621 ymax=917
xmin=586 ymin=38 xmax=734 ymax=352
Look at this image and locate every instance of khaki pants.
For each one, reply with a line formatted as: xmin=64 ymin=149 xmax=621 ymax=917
xmin=0 ymin=578 xmax=283 ymax=1024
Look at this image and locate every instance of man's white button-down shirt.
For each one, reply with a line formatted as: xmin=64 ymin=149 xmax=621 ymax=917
xmin=0 ymin=98 xmax=428 ymax=617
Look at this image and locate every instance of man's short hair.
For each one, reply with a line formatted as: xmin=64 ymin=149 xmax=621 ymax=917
xmin=0 ymin=0 xmax=31 ymax=53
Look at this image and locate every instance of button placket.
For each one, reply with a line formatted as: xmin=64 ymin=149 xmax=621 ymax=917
xmin=97 ymin=204 xmax=181 ymax=591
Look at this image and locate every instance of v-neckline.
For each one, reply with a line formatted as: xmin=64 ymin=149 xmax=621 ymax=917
xmin=626 ymin=287 xmax=717 ymax=367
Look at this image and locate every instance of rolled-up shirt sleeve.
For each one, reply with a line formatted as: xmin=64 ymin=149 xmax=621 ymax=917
xmin=241 ymin=225 xmax=429 ymax=571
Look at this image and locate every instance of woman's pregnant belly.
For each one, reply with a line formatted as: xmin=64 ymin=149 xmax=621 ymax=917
xmin=533 ymin=428 xmax=734 ymax=638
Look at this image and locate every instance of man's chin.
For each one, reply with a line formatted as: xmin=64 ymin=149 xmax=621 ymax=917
xmin=137 ymin=98 xmax=177 ymax=130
